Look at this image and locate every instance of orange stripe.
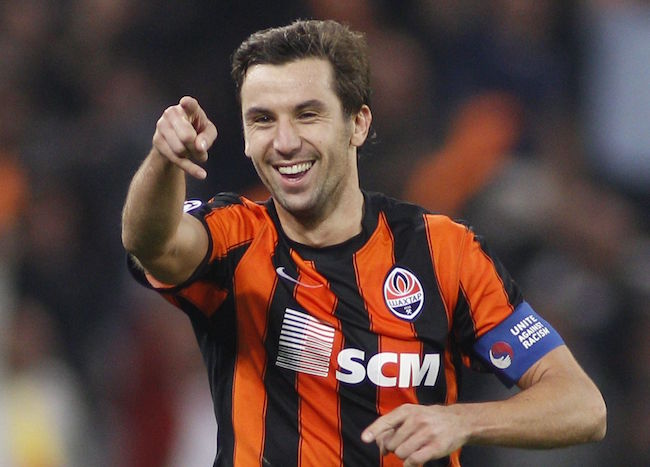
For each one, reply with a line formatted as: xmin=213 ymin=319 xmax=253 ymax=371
xmin=426 ymin=216 xmax=493 ymax=467
xmin=204 ymin=199 xmax=262 ymax=261
xmin=423 ymin=214 xmax=466 ymax=329
xmin=458 ymin=231 xmax=513 ymax=336
xmin=353 ymin=213 xmax=420 ymax=467
xmin=443 ymin=346 xmax=462 ymax=467
xmin=176 ymin=281 xmax=228 ymax=317
xmin=147 ymin=270 xmax=227 ymax=318
xmin=293 ymin=254 xmax=343 ymax=467
xmin=231 ymin=225 xmax=278 ymax=467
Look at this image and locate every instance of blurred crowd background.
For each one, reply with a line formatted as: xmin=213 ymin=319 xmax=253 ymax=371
xmin=1 ymin=0 xmax=648 ymax=466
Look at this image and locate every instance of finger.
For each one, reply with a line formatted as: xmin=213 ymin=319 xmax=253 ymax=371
xmin=170 ymin=115 xmax=202 ymax=160
xmin=172 ymin=154 xmax=207 ymax=180
xmin=180 ymin=96 xmax=218 ymax=156
xmin=383 ymin=418 xmax=418 ymax=454
xmin=404 ymin=443 xmax=443 ymax=467
xmin=392 ymin=429 xmax=428 ymax=461
xmin=155 ymin=107 xmax=192 ymax=153
xmin=362 ymin=405 xmax=411 ymax=443
xmin=179 ymin=96 xmax=209 ymax=136
xmin=179 ymin=95 xmax=201 ymax=119
xmin=362 ymin=417 xmax=396 ymax=443
xmin=155 ymin=137 xmax=207 ymax=180
xmin=153 ymin=124 xmax=184 ymax=160
xmin=375 ymin=428 xmax=395 ymax=456
xmin=159 ymin=117 xmax=193 ymax=158
xmin=196 ymin=119 xmax=218 ymax=156
xmin=167 ymin=106 xmax=204 ymax=159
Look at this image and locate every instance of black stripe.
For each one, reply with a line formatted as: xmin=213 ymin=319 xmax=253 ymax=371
xmin=384 ymin=208 xmax=450 ymax=407
xmin=322 ymin=254 xmax=380 ymax=467
xmin=260 ymin=241 xmax=301 ymax=467
xmin=384 ymin=207 xmax=453 ymax=467
xmin=175 ymin=293 xmax=236 ymax=467
xmin=174 ymin=242 xmax=250 ymax=467
xmin=453 ymin=286 xmax=476 ymax=357
xmin=469 ymin=229 xmax=523 ymax=308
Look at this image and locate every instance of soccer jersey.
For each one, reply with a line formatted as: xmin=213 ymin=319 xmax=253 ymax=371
xmin=128 ymin=191 xmax=563 ymax=467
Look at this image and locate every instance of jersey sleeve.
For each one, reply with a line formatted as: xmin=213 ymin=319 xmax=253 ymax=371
xmin=126 ymin=192 xmax=259 ymax=317
xmin=449 ymin=223 xmax=563 ymax=386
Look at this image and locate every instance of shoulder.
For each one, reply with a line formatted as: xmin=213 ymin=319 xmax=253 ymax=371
xmin=185 ymin=192 xmax=274 ymax=248
xmin=185 ymin=192 xmax=269 ymax=221
xmin=366 ymin=191 xmax=428 ymax=220
xmin=366 ymin=191 xmax=470 ymax=239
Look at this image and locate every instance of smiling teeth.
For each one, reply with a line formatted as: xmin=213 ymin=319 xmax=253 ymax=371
xmin=278 ymin=162 xmax=313 ymax=175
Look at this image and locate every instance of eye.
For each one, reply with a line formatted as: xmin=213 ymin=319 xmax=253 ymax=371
xmin=254 ymin=115 xmax=273 ymax=124
xmin=247 ymin=114 xmax=274 ymax=127
xmin=298 ymin=111 xmax=318 ymax=120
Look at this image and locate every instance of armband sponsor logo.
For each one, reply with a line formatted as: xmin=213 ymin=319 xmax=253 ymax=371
xmin=383 ymin=267 xmax=425 ymax=321
xmin=489 ymin=341 xmax=514 ymax=369
xmin=183 ymin=199 xmax=202 ymax=212
xmin=510 ymin=314 xmax=551 ymax=350
xmin=335 ymin=348 xmax=440 ymax=388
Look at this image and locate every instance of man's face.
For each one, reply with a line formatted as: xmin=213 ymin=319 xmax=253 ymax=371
xmin=240 ymin=58 xmax=366 ymax=221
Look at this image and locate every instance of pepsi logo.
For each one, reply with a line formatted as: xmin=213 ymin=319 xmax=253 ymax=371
xmin=489 ymin=341 xmax=514 ymax=369
xmin=383 ymin=267 xmax=425 ymax=321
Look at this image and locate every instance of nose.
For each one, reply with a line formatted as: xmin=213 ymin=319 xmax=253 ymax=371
xmin=273 ymin=118 xmax=301 ymax=156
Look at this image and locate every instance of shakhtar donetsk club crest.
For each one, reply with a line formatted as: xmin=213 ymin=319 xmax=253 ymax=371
xmin=383 ymin=267 xmax=425 ymax=321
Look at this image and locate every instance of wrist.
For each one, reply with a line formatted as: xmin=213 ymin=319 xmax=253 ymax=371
xmin=448 ymin=403 xmax=478 ymax=446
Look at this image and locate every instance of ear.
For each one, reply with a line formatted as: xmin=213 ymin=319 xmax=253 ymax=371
xmin=350 ymin=105 xmax=372 ymax=148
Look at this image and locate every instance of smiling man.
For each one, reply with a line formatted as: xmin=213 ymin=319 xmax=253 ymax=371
xmin=121 ymin=19 xmax=606 ymax=467
xmin=240 ymin=57 xmax=370 ymax=246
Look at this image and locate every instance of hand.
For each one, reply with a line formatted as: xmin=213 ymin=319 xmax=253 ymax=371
xmin=152 ymin=96 xmax=218 ymax=179
xmin=361 ymin=403 xmax=470 ymax=466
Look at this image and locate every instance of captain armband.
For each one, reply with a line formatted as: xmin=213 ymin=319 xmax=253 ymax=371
xmin=473 ymin=301 xmax=564 ymax=387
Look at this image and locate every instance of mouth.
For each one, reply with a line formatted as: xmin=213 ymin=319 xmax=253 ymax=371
xmin=276 ymin=161 xmax=314 ymax=179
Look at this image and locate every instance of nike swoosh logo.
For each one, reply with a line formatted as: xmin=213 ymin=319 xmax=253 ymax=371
xmin=276 ymin=267 xmax=323 ymax=289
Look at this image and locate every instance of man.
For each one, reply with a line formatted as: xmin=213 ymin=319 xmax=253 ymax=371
xmin=121 ymin=19 xmax=606 ymax=467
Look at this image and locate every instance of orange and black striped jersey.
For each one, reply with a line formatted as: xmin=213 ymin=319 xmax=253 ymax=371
xmin=129 ymin=191 xmax=563 ymax=467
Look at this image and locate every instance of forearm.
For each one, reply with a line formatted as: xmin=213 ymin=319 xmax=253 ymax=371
xmin=464 ymin=348 xmax=606 ymax=448
xmin=121 ymin=149 xmax=186 ymax=260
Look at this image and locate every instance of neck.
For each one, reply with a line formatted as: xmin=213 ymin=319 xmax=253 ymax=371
xmin=274 ymin=189 xmax=364 ymax=248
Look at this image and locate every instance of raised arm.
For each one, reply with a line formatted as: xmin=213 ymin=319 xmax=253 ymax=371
xmin=361 ymin=345 xmax=606 ymax=466
xmin=121 ymin=96 xmax=218 ymax=285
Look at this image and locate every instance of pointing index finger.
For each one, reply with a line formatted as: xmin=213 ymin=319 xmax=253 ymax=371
xmin=179 ymin=95 xmax=201 ymax=116
xmin=179 ymin=96 xmax=218 ymax=154
xmin=179 ymin=96 xmax=208 ymax=131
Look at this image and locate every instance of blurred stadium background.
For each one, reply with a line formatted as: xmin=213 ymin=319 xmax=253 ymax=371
xmin=0 ymin=1 xmax=648 ymax=466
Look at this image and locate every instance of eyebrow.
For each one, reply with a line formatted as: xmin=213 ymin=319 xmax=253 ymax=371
xmin=295 ymin=99 xmax=326 ymax=113
xmin=244 ymin=99 xmax=327 ymax=121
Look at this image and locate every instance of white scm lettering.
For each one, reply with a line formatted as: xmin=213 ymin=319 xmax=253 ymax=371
xmin=335 ymin=349 xmax=440 ymax=388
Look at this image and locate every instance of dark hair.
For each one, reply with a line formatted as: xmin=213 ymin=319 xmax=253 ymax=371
xmin=231 ymin=19 xmax=371 ymax=116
